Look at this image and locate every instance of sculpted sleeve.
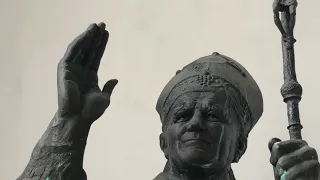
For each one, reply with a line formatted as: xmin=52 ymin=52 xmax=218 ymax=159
xmin=17 ymin=114 xmax=90 ymax=180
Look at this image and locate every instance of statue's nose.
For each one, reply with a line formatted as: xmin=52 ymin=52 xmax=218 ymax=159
xmin=187 ymin=110 xmax=206 ymax=131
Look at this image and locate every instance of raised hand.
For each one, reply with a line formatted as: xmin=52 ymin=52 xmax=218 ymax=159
xmin=269 ymin=138 xmax=320 ymax=180
xmin=57 ymin=22 xmax=117 ymax=124
xmin=17 ymin=23 xmax=118 ymax=180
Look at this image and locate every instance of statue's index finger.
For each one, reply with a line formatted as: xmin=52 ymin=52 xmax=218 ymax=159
xmin=272 ymin=140 xmax=307 ymax=153
xmin=69 ymin=24 xmax=98 ymax=48
xmin=63 ymin=24 xmax=98 ymax=63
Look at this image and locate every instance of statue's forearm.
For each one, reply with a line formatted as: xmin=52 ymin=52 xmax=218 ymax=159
xmin=17 ymin=113 xmax=91 ymax=180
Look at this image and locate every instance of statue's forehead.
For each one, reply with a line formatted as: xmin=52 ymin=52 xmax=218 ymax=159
xmin=170 ymin=91 xmax=227 ymax=109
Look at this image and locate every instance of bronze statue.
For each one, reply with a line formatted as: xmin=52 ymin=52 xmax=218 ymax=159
xmin=153 ymin=51 xmax=263 ymax=180
xmin=17 ymin=1 xmax=320 ymax=180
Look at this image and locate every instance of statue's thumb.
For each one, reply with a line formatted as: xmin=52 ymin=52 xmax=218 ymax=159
xmin=268 ymin=138 xmax=282 ymax=152
xmin=102 ymin=79 xmax=118 ymax=96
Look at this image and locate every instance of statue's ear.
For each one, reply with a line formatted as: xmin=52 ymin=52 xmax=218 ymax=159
xmin=232 ymin=137 xmax=247 ymax=163
xmin=159 ymin=133 xmax=168 ymax=159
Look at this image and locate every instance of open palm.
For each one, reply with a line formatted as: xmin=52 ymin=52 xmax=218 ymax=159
xmin=57 ymin=23 xmax=117 ymax=123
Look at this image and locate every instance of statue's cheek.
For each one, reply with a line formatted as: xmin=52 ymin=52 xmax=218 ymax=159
xmin=165 ymin=125 xmax=184 ymax=146
xmin=207 ymin=123 xmax=226 ymax=157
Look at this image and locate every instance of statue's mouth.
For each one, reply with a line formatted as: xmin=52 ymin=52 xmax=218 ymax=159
xmin=180 ymin=138 xmax=212 ymax=152
xmin=180 ymin=132 xmax=212 ymax=145
xmin=181 ymin=138 xmax=211 ymax=144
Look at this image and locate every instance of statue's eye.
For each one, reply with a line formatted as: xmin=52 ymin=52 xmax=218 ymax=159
xmin=206 ymin=112 xmax=220 ymax=122
xmin=175 ymin=111 xmax=192 ymax=123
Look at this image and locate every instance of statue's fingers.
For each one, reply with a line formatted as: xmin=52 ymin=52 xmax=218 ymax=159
xmin=64 ymin=30 xmax=88 ymax=62
xmin=91 ymin=30 xmax=109 ymax=73
xmin=276 ymin=140 xmax=308 ymax=152
xmin=82 ymin=22 xmax=106 ymax=70
xmin=269 ymin=138 xmax=282 ymax=166
xmin=285 ymin=160 xmax=320 ymax=180
xmin=62 ymin=24 xmax=98 ymax=64
xmin=270 ymin=138 xmax=307 ymax=166
xmin=277 ymin=146 xmax=318 ymax=171
xmin=72 ymin=24 xmax=99 ymax=64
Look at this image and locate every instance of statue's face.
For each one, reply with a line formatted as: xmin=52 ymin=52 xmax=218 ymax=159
xmin=161 ymin=91 xmax=241 ymax=170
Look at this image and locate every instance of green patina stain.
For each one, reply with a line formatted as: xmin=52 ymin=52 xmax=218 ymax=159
xmin=215 ymin=125 xmax=224 ymax=157
xmin=200 ymin=163 xmax=212 ymax=168
xmin=46 ymin=177 xmax=50 ymax=180
xmin=279 ymin=168 xmax=286 ymax=180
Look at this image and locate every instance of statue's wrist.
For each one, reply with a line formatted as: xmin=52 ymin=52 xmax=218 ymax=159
xmin=22 ymin=144 xmax=87 ymax=180
xmin=38 ymin=113 xmax=91 ymax=151
xmin=28 ymin=115 xmax=90 ymax=169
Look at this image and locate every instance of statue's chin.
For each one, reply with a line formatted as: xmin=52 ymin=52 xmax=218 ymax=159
xmin=178 ymin=148 xmax=217 ymax=168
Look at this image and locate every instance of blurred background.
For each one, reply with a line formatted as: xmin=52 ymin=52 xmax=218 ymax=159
xmin=1 ymin=0 xmax=320 ymax=179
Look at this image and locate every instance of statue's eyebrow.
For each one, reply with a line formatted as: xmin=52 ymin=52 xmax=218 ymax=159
xmin=173 ymin=102 xmax=190 ymax=112
xmin=201 ymin=103 xmax=224 ymax=115
xmin=201 ymin=97 xmax=225 ymax=114
xmin=204 ymin=105 xmax=223 ymax=111
xmin=171 ymin=100 xmax=194 ymax=114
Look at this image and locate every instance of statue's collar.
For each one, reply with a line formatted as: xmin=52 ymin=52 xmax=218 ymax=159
xmin=153 ymin=168 xmax=234 ymax=180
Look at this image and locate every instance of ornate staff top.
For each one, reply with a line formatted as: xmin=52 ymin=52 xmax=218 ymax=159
xmin=272 ymin=0 xmax=302 ymax=140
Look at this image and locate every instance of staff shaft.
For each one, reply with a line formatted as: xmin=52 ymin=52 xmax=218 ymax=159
xmin=273 ymin=0 xmax=303 ymax=140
